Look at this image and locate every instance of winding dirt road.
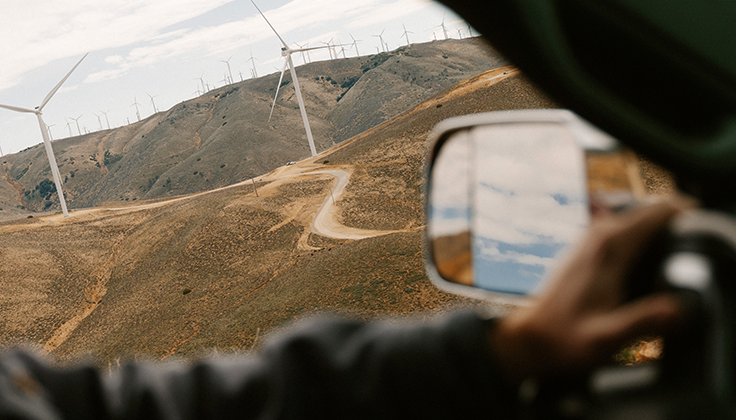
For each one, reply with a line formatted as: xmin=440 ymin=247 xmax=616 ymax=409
xmin=302 ymin=169 xmax=399 ymax=240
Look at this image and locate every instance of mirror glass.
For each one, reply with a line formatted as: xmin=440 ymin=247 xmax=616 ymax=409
xmin=429 ymin=122 xmax=589 ymax=296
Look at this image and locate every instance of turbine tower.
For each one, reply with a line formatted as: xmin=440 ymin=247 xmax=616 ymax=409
xmin=0 ymin=53 xmax=88 ymax=217
xmin=252 ymin=0 xmax=330 ymax=157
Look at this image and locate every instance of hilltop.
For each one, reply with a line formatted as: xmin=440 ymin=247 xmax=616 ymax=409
xmin=0 ymin=65 xmax=558 ymax=365
xmin=0 ymin=38 xmax=506 ymax=221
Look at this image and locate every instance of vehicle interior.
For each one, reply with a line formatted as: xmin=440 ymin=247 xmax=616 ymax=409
xmin=427 ymin=0 xmax=736 ymax=417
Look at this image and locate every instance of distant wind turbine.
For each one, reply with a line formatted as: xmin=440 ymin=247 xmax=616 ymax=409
xmin=247 ymin=51 xmax=258 ymax=78
xmin=221 ymin=56 xmax=234 ymax=86
xmin=100 ymin=110 xmax=111 ymax=129
xmin=94 ymin=113 xmax=103 ymax=130
xmin=70 ymin=115 xmax=83 ymax=136
xmin=147 ymin=93 xmax=159 ymax=113
xmin=252 ymin=0 xmax=331 ymax=157
xmin=401 ymin=24 xmax=413 ymax=46
xmin=349 ymin=34 xmax=362 ymax=57
xmin=64 ymin=118 xmax=73 ymax=137
xmin=0 ymin=53 xmax=88 ymax=217
xmin=322 ymin=39 xmax=335 ymax=60
xmin=131 ymin=96 xmax=143 ymax=121
xmin=432 ymin=15 xmax=450 ymax=40
xmin=295 ymin=42 xmax=310 ymax=64
xmin=457 ymin=28 xmax=463 ymax=39
xmin=373 ymin=29 xmax=387 ymax=52
xmin=195 ymin=73 xmax=207 ymax=93
xmin=336 ymin=38 xmax=347 ymax=58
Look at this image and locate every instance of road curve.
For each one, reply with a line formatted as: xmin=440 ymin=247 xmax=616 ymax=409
xmin=298 ymin=169 xmax=399 ymax=240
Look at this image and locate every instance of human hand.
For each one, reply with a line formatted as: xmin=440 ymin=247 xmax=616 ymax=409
xmin=491 ymin=199 xmax=691 ymax=383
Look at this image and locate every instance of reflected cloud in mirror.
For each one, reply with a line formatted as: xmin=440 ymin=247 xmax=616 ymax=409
xmin=429 ymin=122 xmax=588 ymax=296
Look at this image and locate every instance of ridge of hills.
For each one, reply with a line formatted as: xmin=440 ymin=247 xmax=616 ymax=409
xmin=0 ymin=65 xmax=559 ymax=365
xmin=0 ymin=38 xmax=506 ymax=221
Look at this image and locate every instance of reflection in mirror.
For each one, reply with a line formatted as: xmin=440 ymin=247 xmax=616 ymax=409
xmin=429 ymin=122 xmax=589 ymax=296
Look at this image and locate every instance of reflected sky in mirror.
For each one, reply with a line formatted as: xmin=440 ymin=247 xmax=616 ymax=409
xmin=429 ymin=122 xmax=588 ymax=296
xmin=471 ymin=123 xmax=588 ymax=294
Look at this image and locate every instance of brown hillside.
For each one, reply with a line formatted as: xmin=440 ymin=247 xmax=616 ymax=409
xmin=0 ymin=38 xmax=504 ymax=220
xmin=0 ymin=69 xmax=552 ymax=366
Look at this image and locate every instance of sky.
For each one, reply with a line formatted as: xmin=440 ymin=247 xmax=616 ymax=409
xmin=0 ymin=0 xmax=471 ymax=155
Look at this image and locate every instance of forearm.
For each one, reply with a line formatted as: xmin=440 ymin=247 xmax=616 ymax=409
xmin=0 ymin=312 xmax=515 ymax=420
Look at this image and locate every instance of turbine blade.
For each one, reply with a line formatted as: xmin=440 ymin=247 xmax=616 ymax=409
xmin=251 ymin=0 xmax=289 ymax=48
xmin=0 ymin=103 xmax=35 ymax=114
xmin=298 ymin=45 xmax=332 ymax=53
xmin=39 ymin=53 xmax=89 ymax=110
xmin=269 ymin=60 xmax=289 ymax=122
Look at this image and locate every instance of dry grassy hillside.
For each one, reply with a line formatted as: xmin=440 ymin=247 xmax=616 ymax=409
xmin=0 ymin=38 xmax=504 ymax=219
xmin=0 ymin=68 xmax=556 ymax=366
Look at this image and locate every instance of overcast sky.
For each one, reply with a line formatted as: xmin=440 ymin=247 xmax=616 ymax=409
xmin=0 ymin=0 xmax=470 ymax=155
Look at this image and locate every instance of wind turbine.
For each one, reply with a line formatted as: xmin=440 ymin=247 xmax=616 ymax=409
xmin=147 ymin=93 xmax=159 ymax=113
xmin=432 ymin=15 xmax=450 ymax=40
xmin=322 ymin=39 xmax=335 ymax=60
xmin=64 ymin=118 xmax=73 ymax=137
xmin=70 ymin=115 xmax=83 ymax=136
xmin=349 ymin=34 xmax=362 ymax=57
xmin=252 ymin=0 xmax=330 ymax=157
xmin=457 ymin=28 xmax=463 ymax=39
xmin=100 ymin=110 xmax=111 ymax=129
xmin=0 ymin=53 xmax=87 ymax=217
xmin=295 ymin=42 xmax=310 ymax=64
xmin=221 ymin=56 xmax=234 ymax=86
xmin=131 ymin=96 xmax=142 ymax=121
xmin=336 ymin=38 xmax=347 ymax=58
xmin=373 ymin=29 xmax=387 ymax=52
xmin=401 ymin=24 xmax=413 ymax=46
xmin=94 ymin=113 xmax=103 ymax=130
xmin=195 ymin=73 xmax=207 ymax=93
xmin=247 ymin=51 xmax=258 ymax=78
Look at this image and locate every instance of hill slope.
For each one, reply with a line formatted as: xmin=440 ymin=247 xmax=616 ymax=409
xmin=0 ymin=38 xmax=505 ymax=220
xmin=0 ymin=68 xmax=557 ymax=365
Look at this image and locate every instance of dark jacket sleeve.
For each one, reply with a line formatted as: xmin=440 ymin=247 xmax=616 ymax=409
xmin=0 ymin=312 xmax=517 ymax=420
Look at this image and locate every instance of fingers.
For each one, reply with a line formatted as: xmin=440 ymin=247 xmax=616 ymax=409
xmin=581 ymin=294 xmax=682 ymax=359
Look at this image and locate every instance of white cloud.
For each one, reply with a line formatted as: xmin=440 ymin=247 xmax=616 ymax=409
xmin=105 ymin=55 xmax=125 ymax=64
xmin=476 ymin=241 xmax=556 ymax=269
xmin=346 ymin=0 xmax=430 ymax=29
xmin=0 ymin=0 xmax=234 ymax=91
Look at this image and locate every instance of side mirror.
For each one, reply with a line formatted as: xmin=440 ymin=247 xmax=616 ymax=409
xmin=424 ymin=109 xmax=636 ymax=304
